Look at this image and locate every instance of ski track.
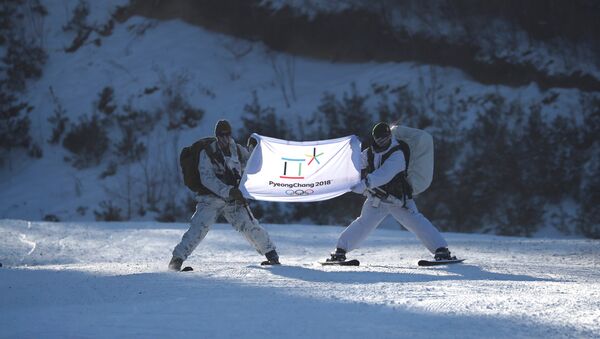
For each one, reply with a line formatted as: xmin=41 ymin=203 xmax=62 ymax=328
xmin=18 ymin=233 xmax=36 ymax=256
xmin=0 ymin=220 xmax=599 ymax=339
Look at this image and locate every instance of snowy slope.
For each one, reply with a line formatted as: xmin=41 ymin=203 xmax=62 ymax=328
xmin=1 ymin=219 xmax=599 ymax=338
xmin=0 ymin=0 xmax=589 ymax=224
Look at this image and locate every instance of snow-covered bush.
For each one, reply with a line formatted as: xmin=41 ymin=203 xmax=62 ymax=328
xmin=0 ymin=0 xmax=47 ymax=164
xmin=156 ymin=70 xmax=205 ymax=130
xmin=96 ymin=86 xmax=117 ymax=117
xmin=63 ymin=0 xmax=93 ymax=53
xmin=0 ymin=87 xmax=32 ymax=159
xmin=576 ymin=96 xmax=600 ymax=238
xmin=308 ymin=83 xmax=372 ymax=141
xmin=114 ymin=123 xmax=147 ymax=164
xmin=2 ymin=38 xmax=47 ymax=92
xmin=238 ymin=91 xmax=295 ymax=143
xmin=1 ymin=0 xmax=48 ymax=91
xmin=47 ymin=87 xmax=69 ymax=144
xmin=99 ymin=161 xmax=117 ymax=179
xmin=113 ymin=104 xmax=155 ymax=164
xmin=94 ymin=200 xmax=123 ymax=221
xmin=62 ymin=114 xmax=109 ymax=168
xmin=63 ymin=0 xmax=115 ymax=53
xmin=155 ymin=200 xmax=187 ymax=223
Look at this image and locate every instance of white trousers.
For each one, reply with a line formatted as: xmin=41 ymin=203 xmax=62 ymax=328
xmin=172 ymin=195 xmax=276 ymax=260
xmin=336 ymin=197 xmax=447 ymax=253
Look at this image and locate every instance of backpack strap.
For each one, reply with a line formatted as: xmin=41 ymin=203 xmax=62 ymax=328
xmin=366 ymin=140 xmax=413 ymax=206
xmin=366 ymin=148 xmax=375 ymax=175
xmin=382 ymin=142 xmax=410 ymax=169
xmin=367 ymin=140 xmax=410 ymax=172
xmin=204 ymin=141 xmax=221 ymax=165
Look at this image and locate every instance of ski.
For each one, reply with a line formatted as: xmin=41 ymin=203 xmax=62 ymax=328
xmin=320 ymin=259 xmax=360 ymax=266
xmin=181 ymin=266 xmax=194 ymax=272
xmin=417 ymin=258 xmax=464 ymax=266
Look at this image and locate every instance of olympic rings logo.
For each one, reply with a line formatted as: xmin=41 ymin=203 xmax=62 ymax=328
xmin=285 ymin=189 xmax=314 ymax=196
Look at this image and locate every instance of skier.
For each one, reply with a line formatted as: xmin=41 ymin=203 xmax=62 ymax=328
xmin=326 ymin=122 xmax=455 ymax=263
xmin=169 ymin=120 xmax=280 ymax=271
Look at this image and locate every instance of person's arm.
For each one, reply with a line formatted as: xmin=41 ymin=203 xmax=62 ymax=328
xmin=351 ymin=149 xmax=377 ymax=194
xmin=199 ymin=149 xmax=232 ymax=199
xmin=366 ymin=150 xmax=405 ymax=189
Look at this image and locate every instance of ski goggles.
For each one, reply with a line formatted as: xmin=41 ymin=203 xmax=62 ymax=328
xmin=374 ymin=134 xmax=391 ymax=147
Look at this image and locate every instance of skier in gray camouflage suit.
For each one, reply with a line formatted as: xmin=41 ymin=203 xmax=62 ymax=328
xmin=326 ymin=122 xmax=454 ymax=263
xmin=169 ymin=120 xmax=279 ymax=271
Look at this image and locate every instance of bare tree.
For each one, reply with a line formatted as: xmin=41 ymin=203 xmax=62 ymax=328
xmin=139 ymin=139 xmax=166 ymax=211
xmin=103 ymin=164 xmax=136 ymax=220
xmin=268 ymin=52 xmax=297 ymax=107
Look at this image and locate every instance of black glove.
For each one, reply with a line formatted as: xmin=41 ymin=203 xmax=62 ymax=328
xmin=228 ymin=187 xmax=245 ymax=202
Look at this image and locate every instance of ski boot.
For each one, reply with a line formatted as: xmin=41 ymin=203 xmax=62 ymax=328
xmin=325 ymin=248 xmax=347 ymax=263
xmin=261 ymin=250 xmax=281 ymax=265
xmin=434 ymin=247 xmax=456 ymax=261
xmin=168 ymin=256 xmax=183 ymax=271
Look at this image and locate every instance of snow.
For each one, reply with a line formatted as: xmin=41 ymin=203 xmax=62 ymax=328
xmin=1 ymin=219 xmax=599 ymax=338
xmin=2 ymin=5 xmax=597 ymax=336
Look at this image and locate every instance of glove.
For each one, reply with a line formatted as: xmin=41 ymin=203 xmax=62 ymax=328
xmin=351 ymin=180 xmax=367 ymax=194
xmin=228 ymin=187 xmax=245 ymax=202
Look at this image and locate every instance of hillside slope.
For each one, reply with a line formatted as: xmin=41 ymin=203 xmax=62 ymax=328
xmin=1 ymin=0 xmax=598 ymax=237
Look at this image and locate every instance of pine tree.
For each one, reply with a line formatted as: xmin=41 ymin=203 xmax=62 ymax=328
xmin=239 ymin=91 xmax=292 ymax=143
xmin=0 ymin=86 xmax=32 ymax=154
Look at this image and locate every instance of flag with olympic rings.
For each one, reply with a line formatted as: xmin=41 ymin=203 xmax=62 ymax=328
xmin=239 ymin=134 xmax=362 ymax=202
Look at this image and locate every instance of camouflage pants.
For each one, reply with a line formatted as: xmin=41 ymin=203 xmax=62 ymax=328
xmin=172 ymin=195 xmax=276 ymax=260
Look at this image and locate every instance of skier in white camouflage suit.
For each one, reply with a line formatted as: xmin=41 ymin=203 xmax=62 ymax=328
xmin=169 ymin=120 xmax=279 ymax=271
xmin=326 ymin=122 xmax=455 ymax=263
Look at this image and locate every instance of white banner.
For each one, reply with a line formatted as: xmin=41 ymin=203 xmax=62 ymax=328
xmin=240 ymin=134 xmax=362 ymax=202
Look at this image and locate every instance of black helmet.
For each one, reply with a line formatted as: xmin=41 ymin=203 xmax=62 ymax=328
xmin=214 ymin=119 xmax=232 ymax=137
xmin=372 ymin=122 xmax=391 ymax=150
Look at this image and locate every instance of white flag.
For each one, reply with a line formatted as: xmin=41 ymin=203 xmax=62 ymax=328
xmin=240 ymin=134 xmax=362 ymax=202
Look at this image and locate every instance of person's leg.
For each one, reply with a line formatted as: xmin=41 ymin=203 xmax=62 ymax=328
xmin=172 ymin=196 xmax=222 ymax=261
xmin=336 ymin=197 xmax=389 ymax=252
xmin=223 ymin=202 xmax=276 ymax=257
xmin=389 ymin=199 xmax=447 ymax=254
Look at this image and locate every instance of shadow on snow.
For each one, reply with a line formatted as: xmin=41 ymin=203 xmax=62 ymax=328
xmin=254 ymin=263 xmax=555 ymax=284
xmin=0 ymin=267 xmax=583 ymax=339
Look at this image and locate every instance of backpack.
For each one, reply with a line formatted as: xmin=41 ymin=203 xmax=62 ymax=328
xmin=179 ymin=137 xmax=216 ymax=194
xmin=391 ymin=125 xmax=434 ymax=196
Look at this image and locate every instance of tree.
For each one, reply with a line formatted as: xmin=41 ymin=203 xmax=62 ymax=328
xmin=239 ymin=91 xmax=293 ymax=142
xmin=47 ymin=87 xmax=69 ymax=144
xmin=62 ymin=114 xmax=109 ymax=168
xmin=0 ymin=87 xmax=31 ymax=155
xmin=309 ymin=83 xmax=371 ymax=140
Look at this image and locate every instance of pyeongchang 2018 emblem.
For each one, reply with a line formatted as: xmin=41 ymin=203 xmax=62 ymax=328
xmin=280 ymin=147 xmax=323 ymax=179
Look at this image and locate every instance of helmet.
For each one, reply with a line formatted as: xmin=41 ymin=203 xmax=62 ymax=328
xmin=214 ymin=119 xmax=232 ymax=137
xmin=372 ymin=122 xmax=391 ymax=150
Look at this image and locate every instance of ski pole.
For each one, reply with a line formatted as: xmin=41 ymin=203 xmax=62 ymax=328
xmin=233 ymin=169 xmax=256 ymax=222
xmin=242 ymin=200 xmax=256 ymax=222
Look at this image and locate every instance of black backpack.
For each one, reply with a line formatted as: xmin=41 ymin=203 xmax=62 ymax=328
xmin=179 ymin=137 xmax=216 ymax=195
